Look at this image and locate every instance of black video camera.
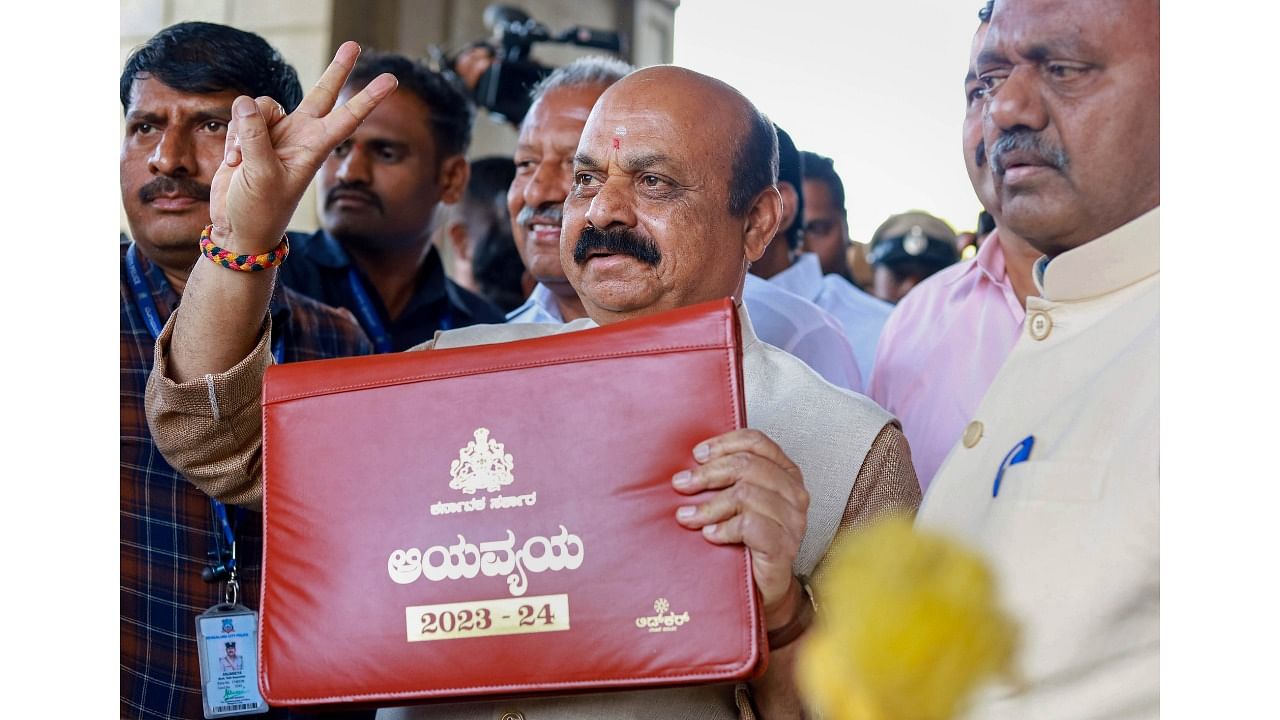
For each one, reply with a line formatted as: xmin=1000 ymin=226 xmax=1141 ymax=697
xmin=458 ymin=4 xmax=623 ymax=125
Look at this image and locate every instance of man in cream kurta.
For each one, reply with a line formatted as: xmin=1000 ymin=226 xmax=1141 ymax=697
xmin=918 ymin=209 xmax=1158 ymax=718
xmin=917 ymin=0 xmax=1161 ymax=717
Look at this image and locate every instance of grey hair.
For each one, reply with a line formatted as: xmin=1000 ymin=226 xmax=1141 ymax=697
xmin=529 ymin=55 xmax=634 ymax=104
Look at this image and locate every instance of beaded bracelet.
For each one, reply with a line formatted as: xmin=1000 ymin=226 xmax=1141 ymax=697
xmin=199 ymin=224 xmax=290 ymax=271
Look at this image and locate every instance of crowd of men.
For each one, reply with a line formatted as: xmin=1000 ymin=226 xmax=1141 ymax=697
xmin=121 ymin=0 xmax=1159 ymax=717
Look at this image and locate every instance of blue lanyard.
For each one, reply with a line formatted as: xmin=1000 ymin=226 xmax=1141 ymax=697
xmin=346 ymin=267 xmax=394 ymax=353
xmin=209 ymin=496 xmax=242 ymax=579
xmin=125 ymin=243 xmax=285 ymax=363
xmin=346 ymin=268 xmax=454 ymax=352
xmin=126 ymin=242 xmax=276 ymax=572
xmin=125 ymin=243 xmax=167 ymax=339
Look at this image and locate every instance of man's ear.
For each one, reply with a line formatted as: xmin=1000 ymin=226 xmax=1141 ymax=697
xmin=447 ymin=221 xmax=472 ymax=262
xmin=437 ymin=154 xmax=470 ymax=204
xmin=776 ymin=181 xmax=799 ymax=239
xmin=743 ymin=185 xmax=783 ymax=263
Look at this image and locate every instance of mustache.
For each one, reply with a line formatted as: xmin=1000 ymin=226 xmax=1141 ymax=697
xmin=516 ymin=202 xmax=563 ymax=226
xmin=138 ymin=176 xmax=210 ymax=204
xmin=325 ymin=182 xmax=383 ymax=213
xmin=990 ymin=129 xmax=1069 ymax=176
xmin=974 ymin=138 xmax=987 ymax=169
xmin=573 ymin=225 xmax=662 ymax=267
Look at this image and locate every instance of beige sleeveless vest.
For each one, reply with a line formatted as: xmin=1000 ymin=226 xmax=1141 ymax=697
xmin=385 ymin=309 xmax=892 ymax=720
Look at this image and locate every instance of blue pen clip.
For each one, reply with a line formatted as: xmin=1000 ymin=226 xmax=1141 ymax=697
xmin=993 ymin=435 xmax=1035 ymax=497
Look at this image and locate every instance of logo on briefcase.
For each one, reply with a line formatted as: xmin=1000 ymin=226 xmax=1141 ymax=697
xmin=429 ymin=428 xmax=537 ymax=516
xmin=635 ymin=598 xmax=691 ymax=633
xmin=450 ymin=428 xmax=515 ymax=494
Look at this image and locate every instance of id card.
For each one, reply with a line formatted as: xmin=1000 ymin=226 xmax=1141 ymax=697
xmin=195 ymin=604 xmax=268 ymax=717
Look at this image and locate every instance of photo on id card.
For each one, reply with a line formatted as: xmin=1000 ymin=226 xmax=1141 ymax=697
xmin=196 ymin=606 xmax=267 ymax=717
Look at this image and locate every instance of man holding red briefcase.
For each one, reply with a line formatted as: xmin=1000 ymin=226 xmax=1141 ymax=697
xmin=147 ymin=45 xmax=920 ymax=719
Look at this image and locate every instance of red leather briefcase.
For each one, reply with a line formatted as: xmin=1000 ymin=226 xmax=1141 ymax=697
xmin=259 ymin=298 xmax=765 ymax=707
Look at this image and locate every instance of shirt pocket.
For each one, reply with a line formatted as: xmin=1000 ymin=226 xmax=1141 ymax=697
xmin=998 ymin=459 xmax=1106 ymax=503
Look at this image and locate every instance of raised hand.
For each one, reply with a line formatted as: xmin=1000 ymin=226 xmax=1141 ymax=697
xmin=671 ymin=429 xmax=809 ymax=627
xmin=163 ymin=42 xmax=397 ymax=383
xmin=208 ymin=41 xmax=397 ymax=254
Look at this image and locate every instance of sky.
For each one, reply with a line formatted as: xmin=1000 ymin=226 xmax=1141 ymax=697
xmin=673 ymin=0 xmax=981 ymax=244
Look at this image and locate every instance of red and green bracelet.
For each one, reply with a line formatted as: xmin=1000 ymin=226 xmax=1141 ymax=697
xmin=199 ymin=224 xmax=290 ymax=271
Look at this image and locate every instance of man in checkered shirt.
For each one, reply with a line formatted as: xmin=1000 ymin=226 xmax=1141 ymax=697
xmin=119 ymin=21 xmax=374 ymax=720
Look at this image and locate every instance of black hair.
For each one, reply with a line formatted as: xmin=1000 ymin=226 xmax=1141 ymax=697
xmin=466 ymin=156 xmax=516 ymax=206
xmin=773 ymin=125 xmax=806 ymax=250
xmin=120 ymin=22 xmax=302 ymax=114
xmin=800 ymin=150 xmax=846 ymax=215
xmin=887 ymin=259 xmax=952 ymax=283
xmin=453 ymin=156 xmax=516 ymax=246
xmin=728 ymin=109 xmax=779 ymax=217
xmin=346 ymin=51 xmax=475 ymax=159
xmin=977 ymin=210 xmax=996 ymax=236
xmin=463 ymin=157 xmax=525 ymax=312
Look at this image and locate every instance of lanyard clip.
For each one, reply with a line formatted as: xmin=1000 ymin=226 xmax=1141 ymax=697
xmin=203 ymin=534 xmax=239 ymax=584
xmin=222 ymin=577 xmax=240 ymax=606
xmin=221 ymin=540 xmax=240 ymax=606
xmin=203 ymin=500 xmax=240 ymax=584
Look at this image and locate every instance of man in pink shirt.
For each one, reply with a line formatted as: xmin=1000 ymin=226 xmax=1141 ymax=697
xmin=866 ymin=2 xmax=1042 ymax=492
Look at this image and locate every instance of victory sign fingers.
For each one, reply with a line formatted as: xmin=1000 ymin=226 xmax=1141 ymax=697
xmin=211 ymin=42 xmax=397 ymax=253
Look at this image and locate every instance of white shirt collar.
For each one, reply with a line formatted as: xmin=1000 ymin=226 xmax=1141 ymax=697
xmin=506 ymin=283 xmax=564 ymax=323
xmin=1035 ymin=207 xmax=1160 ymax=302
xmin=770 ymin=253 xmax=824 ymax=302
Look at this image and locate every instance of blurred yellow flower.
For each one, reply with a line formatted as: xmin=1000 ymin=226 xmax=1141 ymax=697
xmin=797 ymin=515 xmax=1018 ymax=720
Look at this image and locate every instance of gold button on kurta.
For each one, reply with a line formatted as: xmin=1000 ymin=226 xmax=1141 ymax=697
xmin=962 ymin=420 xmax=984 ymax=448
xmin=1029 ymin=311 xmax=1053 ymax=340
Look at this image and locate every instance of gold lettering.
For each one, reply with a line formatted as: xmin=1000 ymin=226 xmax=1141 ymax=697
xmin=479 ymin=529 xmax=517 ymax=576
xmin=633 ymin=603 xmax=692 ymax=634
xmin=405 ymin=594 xmax=570 ymax=642
xmin=387 ymin=548 xmax=422 ymax=584
xmin=421 ymin=544 xmax=452 ymax=582
xmin=387 ymin=527 xmax=585 ymax=597
xmin=446 ymin=535 xmax=481 ymax=579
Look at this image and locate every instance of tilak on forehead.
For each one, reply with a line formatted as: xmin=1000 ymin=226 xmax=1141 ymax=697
xmin=612 ymin=125 xmax=627 ymax=150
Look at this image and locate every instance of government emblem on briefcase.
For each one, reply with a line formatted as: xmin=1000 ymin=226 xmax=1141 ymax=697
xmin=449 ymin=428 xmax=514 ymax=494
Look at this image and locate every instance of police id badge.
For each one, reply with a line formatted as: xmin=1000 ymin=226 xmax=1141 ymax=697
xmin=195 ymin=604 xmax=268 ymax=717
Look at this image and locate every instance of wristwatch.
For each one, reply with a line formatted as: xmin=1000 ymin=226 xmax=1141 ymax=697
xmin=766 ymin=575 xmax=816 ymax=650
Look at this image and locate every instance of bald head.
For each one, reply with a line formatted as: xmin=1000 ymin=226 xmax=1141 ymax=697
xmin=559 ymin=65 xmax=784 ymax=325
xmin=597 ymin=66 xmax=756 ymax=130
xmin=586 ymin=67 xmax=778 ymax=217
